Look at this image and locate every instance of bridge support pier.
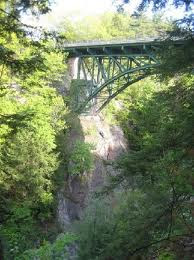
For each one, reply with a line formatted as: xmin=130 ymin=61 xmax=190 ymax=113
xmin=68 ymin=58 xmax=79 ymax=79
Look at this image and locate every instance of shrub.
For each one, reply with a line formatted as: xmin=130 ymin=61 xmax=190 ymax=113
xmin=68 ymin=140 xmax=94 ymax=176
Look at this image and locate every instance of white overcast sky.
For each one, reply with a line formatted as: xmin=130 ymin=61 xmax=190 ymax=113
xmin=23 ymin=0 xmax=193 ymax=28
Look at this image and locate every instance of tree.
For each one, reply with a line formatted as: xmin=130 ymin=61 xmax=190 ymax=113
xmin=121 ymin=0 xmax=194 ymax=12
xmin=0 ymin=48 xmax=68 ymax=257
xmin=0 ymin=0 xmax=64 ymax=80
xmin=119 ymin=0 xmax=194 ymax=32
xmin=0 ymin=1 xmax=68 ymax=257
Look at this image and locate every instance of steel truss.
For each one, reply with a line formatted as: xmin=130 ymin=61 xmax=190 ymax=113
xmin=64 ymin=39 xmax=183 ymax=113
xmin=73 ymin=55 xmax=158 ymax=112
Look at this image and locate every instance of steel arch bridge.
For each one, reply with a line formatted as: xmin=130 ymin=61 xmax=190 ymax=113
xmin=64 ymin=38 xmax=183 ymax=113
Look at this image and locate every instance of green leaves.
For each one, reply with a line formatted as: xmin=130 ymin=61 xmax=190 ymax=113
xmin=0 ymin=4 xmax=68 ymax=255
xmin=22 ymin=233 xmax=77 ymax=260
xmin=68 ymin=140 xmax=94 ymax=176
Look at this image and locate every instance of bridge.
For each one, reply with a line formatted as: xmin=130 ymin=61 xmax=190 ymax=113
xmin=64 ymin=38 xmax=183 ymax=113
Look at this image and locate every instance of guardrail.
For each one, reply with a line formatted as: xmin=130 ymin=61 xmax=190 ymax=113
xmin=63 ymin=37 xmax=160 ymax=48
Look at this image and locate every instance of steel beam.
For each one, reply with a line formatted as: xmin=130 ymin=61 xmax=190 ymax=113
xmin=63 ymin=39 xmax=184 ymax=113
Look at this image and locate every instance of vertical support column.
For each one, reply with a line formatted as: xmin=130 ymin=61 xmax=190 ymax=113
xmin=77 ymin=58 xmax=81 ymax=80
xmin=68 ymin=57 xmax=78 ymax=79
xmin=107 ymin=58 xmax=112 ymax=96
xmin=97 ymin=57 xmax=101 ymax=85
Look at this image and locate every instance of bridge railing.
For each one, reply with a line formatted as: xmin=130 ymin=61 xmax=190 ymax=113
xmin=63 ymin=37 xmax=160 ymax=48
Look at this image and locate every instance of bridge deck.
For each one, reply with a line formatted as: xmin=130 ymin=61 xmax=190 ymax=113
xmin=63 ymin=38 xmax=183 ymax=57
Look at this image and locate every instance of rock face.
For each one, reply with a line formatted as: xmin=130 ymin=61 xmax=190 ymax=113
xmin=57 ymin=175 xmax=87 ymax=228
xmin=56 ymin=63 xmax=128 ymax=230
xmin=81 ymin=114 xmax=127 ymax=159
xmin=57 ymin=112 xmax=128 ymax=230
xmin=81 ymin=114 xmax=127 ymax=192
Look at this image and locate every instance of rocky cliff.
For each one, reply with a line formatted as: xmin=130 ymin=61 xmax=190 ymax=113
xmin=57 ymin=112 xmax=127 ymax=230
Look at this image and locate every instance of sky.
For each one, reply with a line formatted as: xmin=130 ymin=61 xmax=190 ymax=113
xmin=23 ymin=0 xmax=193 ymax=28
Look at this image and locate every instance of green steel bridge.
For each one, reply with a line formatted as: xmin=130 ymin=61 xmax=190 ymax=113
xmin=64 ymin=38 xmax=183 ymax=113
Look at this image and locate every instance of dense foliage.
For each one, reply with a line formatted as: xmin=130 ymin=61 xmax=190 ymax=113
xmin=121 ymin=0 xmax=193 ymax=11
xmin=21 ymin=233 xmax=77 ymax=260
xmin=68 ymin=140 xmax=93 ymax=176
xmin=0 ymin=0 xmax=70 ymax=258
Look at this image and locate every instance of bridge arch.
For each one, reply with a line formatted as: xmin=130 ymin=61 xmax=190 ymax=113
xmin=64 ymin=39 xmax=182 ymax=113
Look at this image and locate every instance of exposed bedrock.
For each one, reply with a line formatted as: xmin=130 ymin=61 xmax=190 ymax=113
xmin=57 ymin=112 xmax=128 ymax=230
